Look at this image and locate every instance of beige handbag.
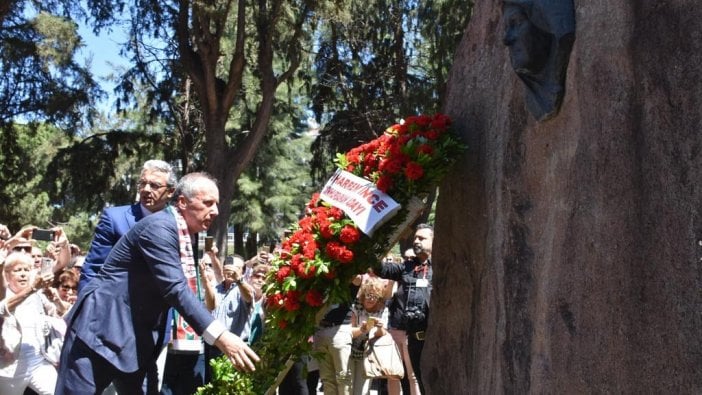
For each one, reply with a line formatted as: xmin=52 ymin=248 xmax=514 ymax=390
xmin=363 ymin=333 xmax=405 ymax=380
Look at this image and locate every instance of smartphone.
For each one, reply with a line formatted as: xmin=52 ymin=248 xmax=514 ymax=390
xmin=40 ymin=257 xmax=53 ymax=276
xmin=33 ymin=229 xmax=55 ymax=241
xmin=366 ymin=317 xmax=377 ymax=327
xmin=204 ymin=236 xmax=214 ymax=251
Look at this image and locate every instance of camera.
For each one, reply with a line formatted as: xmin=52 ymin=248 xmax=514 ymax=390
xmin=204 ymin=236 xmax=214 ymax=251
xmin=33 ymin=229 xmax=55 ymax=241
xmin=401 ymin=305 xmax=427 ymax=331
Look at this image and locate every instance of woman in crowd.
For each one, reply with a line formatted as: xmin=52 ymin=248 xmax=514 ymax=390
xmin=48 ymin=270 xmax=79 ymax=317
xmin=0 ymin=252 xmax=61 ymax=395
xmin=349 ymin=277 xmax=391 ymax=395
xmin=247 ymin=263 xmax=271 ymax=345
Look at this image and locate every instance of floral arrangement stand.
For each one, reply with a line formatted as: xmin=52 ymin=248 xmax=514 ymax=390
xmin=196 ymin=114 xmax=465 ymax=394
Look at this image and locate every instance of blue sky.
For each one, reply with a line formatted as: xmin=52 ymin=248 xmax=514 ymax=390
xmin=77 ymin=22 xmax=129 ymax=113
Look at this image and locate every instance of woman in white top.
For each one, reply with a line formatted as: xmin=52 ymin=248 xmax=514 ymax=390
xmin=349 ymin=277 xmax=391 ymax=395
xmin=0 ymin=252 xmax=61 ymax=395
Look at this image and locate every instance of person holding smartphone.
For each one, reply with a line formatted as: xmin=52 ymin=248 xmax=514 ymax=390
xmin=349 ymin=277 xmax=390 ymax=395
xmin=0 ymin=252 xmax=60 ymax=395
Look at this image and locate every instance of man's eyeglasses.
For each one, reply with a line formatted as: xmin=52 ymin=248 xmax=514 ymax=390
xmin=138 ymin=180 xmax=166 ymax=190
xmin=60 ymin=284 xmax=77 ymax=292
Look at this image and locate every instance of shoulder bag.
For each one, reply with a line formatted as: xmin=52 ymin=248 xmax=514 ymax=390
xmin=363 ymin=333 xmax=404 ymax=380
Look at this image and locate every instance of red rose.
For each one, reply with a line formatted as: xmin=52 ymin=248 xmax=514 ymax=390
xmin=307 ymin=192 xmax=321 ymax=209
xmin=302 ymin=241 xmax=317 ymax=260
xmin=429 ymin=113 xmax=450 ymax=130
xmin=404 ymin=161 xmax=424 ymax=180
xmin=278 ymin=319 xmax=288 ymax=329
xmin=324 ymin=269 xmax=336 ymax=279
xmin=347 ymin=150 xmax=361 ymax=165
xmin=325 ymin=241 xmax=342 ymax=259
xmin=329 ymin=207 xmax=344 ymax=221
xmin=319 ymin=220 xmax=334 ymax=239
xmin=338 ymin=247 xmax=354 ymax=264
xmin=276 ymin=266 xmax=292 ymax=283
xmin=298 ymin=217 xmax=313 ymax=232
xmin=291 ymin=253 xmax=304 ymax=265
xmin=290 ymin=254 xmax=304 ymax=273
xmin=305 ymin=290 xmax=324 ymax=307
xmin=376 ymin=175 xmax=394 ymax=192
xmin=339 ymin=225 xmax=360 ymax=244
xmin=424 ymin=130 xmax=440 ymax=140
xmin=379 ymin=158 xmax=403 ymax=174
xmin=267 ymin=293 xmax=284 ymax=310
xmin=284 ymin=290 xmax=301 ymax=311
xmin=301 ymin=263 xmax=317 ymax=279
xmin=417 ymin=144 xmax=434 ymax=155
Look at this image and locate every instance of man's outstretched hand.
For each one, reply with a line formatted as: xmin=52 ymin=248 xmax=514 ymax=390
xmin=214 ymin=331 xmax=260 ymax=372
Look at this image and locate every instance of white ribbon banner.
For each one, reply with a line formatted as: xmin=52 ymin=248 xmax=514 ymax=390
xmin=320 ymin=169 xmax=401 ymax=236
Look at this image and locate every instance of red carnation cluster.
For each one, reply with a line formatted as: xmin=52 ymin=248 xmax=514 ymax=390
xmin=267 ymin=194 xmax=366 ymax=313
xmin=341 ymin=113 xmax=452 ymax=193
xmin=264 ymin=113 xmax=461 ymax=335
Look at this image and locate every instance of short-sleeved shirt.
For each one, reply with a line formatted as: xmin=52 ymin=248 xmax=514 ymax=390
xmin=212 ymin=283 xmax=251 ymax=339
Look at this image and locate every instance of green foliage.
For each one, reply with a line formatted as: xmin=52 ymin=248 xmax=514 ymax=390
xmin=230 ymin=112 xmax=316 ymax=249
xmin=195 ymin=356 xmax=256 ymax=395
xmin=309 ymin=0 xmax=472 ymax=184
xmin=43 ymin=130 xmax=169 ymax=214
xmin=0 ymin=6 xmax=99 ymax=129
xmin=0 ymin=123 xmax=62 ymax=231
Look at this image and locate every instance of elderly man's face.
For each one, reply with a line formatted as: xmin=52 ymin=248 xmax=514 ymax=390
xmin=138 ymin=169 xmax=174 ymax=212
xmin=178 ymin=180 xmax=219 ymax=234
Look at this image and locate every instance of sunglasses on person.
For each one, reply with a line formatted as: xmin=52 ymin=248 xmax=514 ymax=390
xmin=59 ymin=284 xmax=77 ymax=292
xmin=13 ymin=246 xmax=32 ymax=253
xmin=364 ymin=293 xmax=380 ymax=301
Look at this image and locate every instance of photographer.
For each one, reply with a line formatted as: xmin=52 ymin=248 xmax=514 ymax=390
xmin=377 ymin=224 xmax=434 ymax=395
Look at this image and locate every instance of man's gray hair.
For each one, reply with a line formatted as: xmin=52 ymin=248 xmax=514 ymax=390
xmin=173 ymin=172 xmax=218 ymax=200
xmin=141 ymin=160 xmax=178 ymax=187
xmin=416 ymin=223 xmax=434 ymax=237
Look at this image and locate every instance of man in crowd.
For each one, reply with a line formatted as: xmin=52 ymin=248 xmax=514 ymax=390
xmin=55 ymin=172 xmax=259 ymax=394
xmin=200 ymin=254 xmax=254 ymax=382
xmin=78 ymin=159 xmax=177 ymax=292
xmin=378 ymin=223 xmax=433 ymax=394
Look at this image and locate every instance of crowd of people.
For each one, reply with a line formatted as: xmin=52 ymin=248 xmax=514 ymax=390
xmin=0 ymin=159 xmax=435 ymax=395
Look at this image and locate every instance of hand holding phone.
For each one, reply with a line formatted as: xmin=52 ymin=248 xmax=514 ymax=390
xmin=364 ymin=317 xmax=378 ymax=332
xmin=33 ymin=228 xmax=55 ymax=241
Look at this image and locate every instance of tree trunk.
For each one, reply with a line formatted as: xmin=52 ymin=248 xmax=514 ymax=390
xmin=426 ymin=1 xmax=702 ymax=393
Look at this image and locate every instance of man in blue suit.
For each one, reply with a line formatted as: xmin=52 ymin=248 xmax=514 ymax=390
xmin=78 ymin=159 xmax=177 ymax=293
xmin=55 ymin=173 xmax=260 ymax=394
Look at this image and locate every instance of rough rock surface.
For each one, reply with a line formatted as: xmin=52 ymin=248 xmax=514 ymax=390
xmin=425 ymin=2 xmax=702 ymax=393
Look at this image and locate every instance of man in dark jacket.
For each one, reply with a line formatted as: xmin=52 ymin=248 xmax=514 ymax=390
xmin=56 ymin=173 xmax=259 ymax=395
xmin=378 ymin=223 xmax=433 ymax=394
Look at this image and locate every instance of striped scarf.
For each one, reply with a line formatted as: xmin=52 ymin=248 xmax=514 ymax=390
xmin=168 ymin=206 xmax=203 ymax=352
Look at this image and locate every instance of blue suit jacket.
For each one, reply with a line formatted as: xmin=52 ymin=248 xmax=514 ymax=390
xmin=65 ymin=210 xmax=215 ymax=373
xmin=79 ymin=203 xmax=143 ymax=293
